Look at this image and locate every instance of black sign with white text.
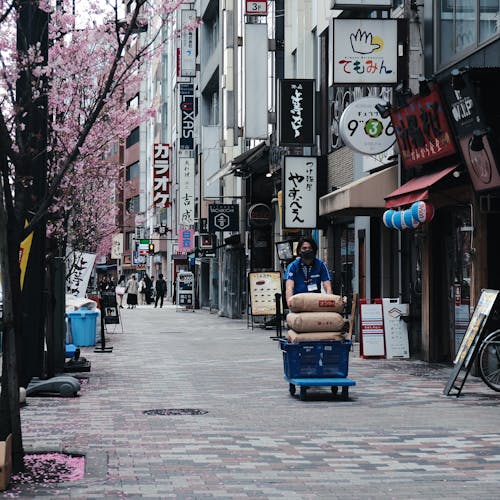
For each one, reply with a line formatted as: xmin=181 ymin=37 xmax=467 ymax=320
xmin=279 ymin=79 xmax=315 ymax=146
xmin=208 ymin=204 xmax=240 ymax=232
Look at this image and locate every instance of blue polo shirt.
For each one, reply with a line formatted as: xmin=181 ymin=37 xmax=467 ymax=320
xmin=285 ymin=257 xmax=332 ymax=295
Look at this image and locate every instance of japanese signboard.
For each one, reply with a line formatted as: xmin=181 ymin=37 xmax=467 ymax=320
xmin=279 ymin=79 xmax=315 ymax=146
xmin=179 ymin=83 xmax=194 ymax=150
xmin=246 ymin=0 xmax=267 ymax=15
xmin=111 ymin=233 xmax=123 ymax=260
xmin=339 ymin=96 xmax=395 ymax=155
xmin=179 ymin=10 xmax=196 ymax=77
xmin=333 ymin=19 xmax=398 ymax=85
xmin=283 ymin=156 xmax=317 ymax=229
xmin=208 ymin=204 xmax=240 ymax=232
xmin=66 ymin=251 xmax=96 ymax=297
xmin=178 ymin=227 xmax=195 ymax=253
xmin=179 ymin=157 xmax=195 ymax=226
xmin=440 ymin=72 xmax=500 ymax=192
xmin=248 ymin=272 xmax=283 ymax=316
xmin=390 ymin=87 xmax=456 ymax=169
xmin=153 ymin=143 xmax=171 ymax=208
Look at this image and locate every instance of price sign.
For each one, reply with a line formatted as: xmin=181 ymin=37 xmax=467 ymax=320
xmin=246 ymin=1 xmax=268 ymax=15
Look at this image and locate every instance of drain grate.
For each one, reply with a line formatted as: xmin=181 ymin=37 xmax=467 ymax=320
xmin=143 ymin=408 xmax=208 ymax=416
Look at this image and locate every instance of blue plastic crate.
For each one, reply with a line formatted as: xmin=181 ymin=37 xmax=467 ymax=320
xmin=280 ymin=339 xmax=352 ymax=379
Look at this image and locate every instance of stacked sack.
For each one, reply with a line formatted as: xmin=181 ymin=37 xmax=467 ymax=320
xmin=286 ymin=292 xmax=348 ymax=343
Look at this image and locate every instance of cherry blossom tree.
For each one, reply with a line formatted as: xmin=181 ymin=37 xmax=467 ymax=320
xmin=0 ymin=0 xmax=193 ymax=472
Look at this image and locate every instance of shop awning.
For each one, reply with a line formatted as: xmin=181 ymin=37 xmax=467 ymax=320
xmin=384 ymin=165 xmax=457 ymax=209
xmin=319 ymin=165 xmax=398 ymax=216
xmin=95 ymin=264 xmax=117 ymax=272
xmin=206 ymin=142 xmax=269 ymax=185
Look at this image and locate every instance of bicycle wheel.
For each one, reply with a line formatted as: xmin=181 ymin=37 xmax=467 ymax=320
xmin=478 ymin=330 xmax=500 ymax=392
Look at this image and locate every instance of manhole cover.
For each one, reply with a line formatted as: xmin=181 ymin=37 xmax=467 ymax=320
xmin=143 ymin=408 xmax=208 ymax=416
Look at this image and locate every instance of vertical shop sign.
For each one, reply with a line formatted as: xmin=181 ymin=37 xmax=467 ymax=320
xmin=179 ymin=83 xmax=194 ymax=150
xmin=153 ymin=143 xmax=171 ymax=208
xmin=390 ymin=87 xmax=456 ymax=169
xmin=180 ymin=10 xmax=196 ymax=77
xmin=283 ymin=156 xmax=317 ymax=229
xmin=66 ymin=251 xmax=96 ymax=297
xmin=178 ymin=227 xmax=194 ymax=253
xmin=279 ymin=79 xmax=315 ymax=146
xmin=179 ymin=157 xmax=195 ymax=226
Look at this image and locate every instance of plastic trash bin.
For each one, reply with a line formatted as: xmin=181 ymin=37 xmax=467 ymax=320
xmin=67 ymin=310 xmax=98 ymax=346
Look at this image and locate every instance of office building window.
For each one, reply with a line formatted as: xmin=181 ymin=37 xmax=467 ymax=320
xmin=126 ymin=127 xmax=140 ymax=148
xmin=438 ymin=0 xmax=500 ymax=67
xmin=126 ymin=161 xmax=139 ymax=181
xmin=126 ymin=195 xmax=140 ymax=213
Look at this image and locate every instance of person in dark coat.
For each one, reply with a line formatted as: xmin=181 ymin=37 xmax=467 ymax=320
xmin=155 ymin=273 xmax=167 ymax=308
xmin=144 ymin=274 xmax=153 ymax=304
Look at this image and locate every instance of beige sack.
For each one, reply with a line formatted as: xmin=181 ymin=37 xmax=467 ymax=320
xmin=287 ymin=311 xmax=347 ymax=333
xmin=288 ymin=293 xmax=345 ymax=313
xmin=287 ymin=329 xmax=345 ymax=343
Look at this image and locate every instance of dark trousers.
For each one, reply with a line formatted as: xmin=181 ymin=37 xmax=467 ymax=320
xmin=155 ymin=293 xmax=164 ymax=308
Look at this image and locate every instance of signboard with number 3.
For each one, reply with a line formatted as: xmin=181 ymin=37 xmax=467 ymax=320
xmin=246 ymin=1 xmax=267 ymax=15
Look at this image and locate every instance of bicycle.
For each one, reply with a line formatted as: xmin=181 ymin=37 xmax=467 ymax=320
xmin=478 ymin=329 xmax=500 ymax=392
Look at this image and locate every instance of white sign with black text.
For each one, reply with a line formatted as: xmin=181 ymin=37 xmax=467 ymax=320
xmin=179 ymin=158 xmax=195 ymax=226
xmin=283 ymin=156 xmax=317 ymax=229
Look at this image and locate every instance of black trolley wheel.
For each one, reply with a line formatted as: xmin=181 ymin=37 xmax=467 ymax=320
xmin=289 ymin=383 xmax=296 ymax=396
xmin=330 ymin=386 xmax=339 ymax=396
xmin=299 ymin=386 xmax=307 ymax=401
xmin=478 ymin=330 xmax=500 ymax=392
xmin=341 ymin=386 xmax=349 ymax=401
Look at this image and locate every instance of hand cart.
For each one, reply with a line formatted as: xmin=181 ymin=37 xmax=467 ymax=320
xmin=279 ymin=339 xmax=356 ymax=401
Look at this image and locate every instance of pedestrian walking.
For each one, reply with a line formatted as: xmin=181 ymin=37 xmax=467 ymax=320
xmin=115 ymin=274 xmax=126 ymax=308
xmin=285 ymin=237 xmax=333 ymax=306
xmin=125 ymin=274 xmax=139 ymax=309
xmin=155 ymin=273 xmax=167 ymax=308
xmin=138 ymin=276 xmax=147 ymax=305
xmin=144 ymin=274 xmax=153 ymax=304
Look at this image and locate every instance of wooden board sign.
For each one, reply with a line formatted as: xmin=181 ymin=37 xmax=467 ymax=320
xmin=248 ymin=272 xmax=282 ymax=316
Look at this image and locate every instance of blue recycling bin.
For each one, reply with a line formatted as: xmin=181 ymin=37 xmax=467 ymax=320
xmin=67 ymin=310 xmax=98 ymax=346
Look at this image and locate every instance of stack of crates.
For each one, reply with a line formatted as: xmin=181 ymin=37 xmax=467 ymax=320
xmin=280 ymin=340 xmax=352 ymax=378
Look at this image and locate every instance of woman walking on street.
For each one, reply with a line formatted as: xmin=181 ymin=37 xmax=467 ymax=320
xmin=116 ymin=274 xmax=126 ymax=308
xmin=125 ymin=274 xmax=139 ymax=309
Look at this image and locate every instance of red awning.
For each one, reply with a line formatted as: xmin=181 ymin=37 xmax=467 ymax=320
xmin=384 ymin=165 xmax=457 ymax=208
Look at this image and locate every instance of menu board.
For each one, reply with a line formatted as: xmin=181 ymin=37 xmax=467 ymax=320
xmin=444 ymin=288 xmax=499 ymax=396
xmin=248 ymin=272 xmax=282 ymax=316
xmin=359 ymin=299 xmax=385 ymax=358
xmin=382 ymin=298 xmax=409 ymax=359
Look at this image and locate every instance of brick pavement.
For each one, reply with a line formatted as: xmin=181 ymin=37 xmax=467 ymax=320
xmin=2 ymin=304 xmax=500 ymax=499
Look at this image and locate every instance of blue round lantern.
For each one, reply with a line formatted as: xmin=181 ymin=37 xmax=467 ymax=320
xmin=383 ymin=209 xmax=395 ymax=228
xmin=403 ymin=208 xmax=421 ymax=229
xmin=392 ymin=211 xmax=405 ymax=230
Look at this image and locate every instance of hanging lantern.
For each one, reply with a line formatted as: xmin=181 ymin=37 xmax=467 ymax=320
xmin=403 ymin=209 xmax=421 ymax=229
xmin=392 ymin=210 xmax=406 ymax=230
xmin=411 ymin=201 xmax=435 ymax=224
xmin=383 ymin=209 xmax=396 ymax=228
